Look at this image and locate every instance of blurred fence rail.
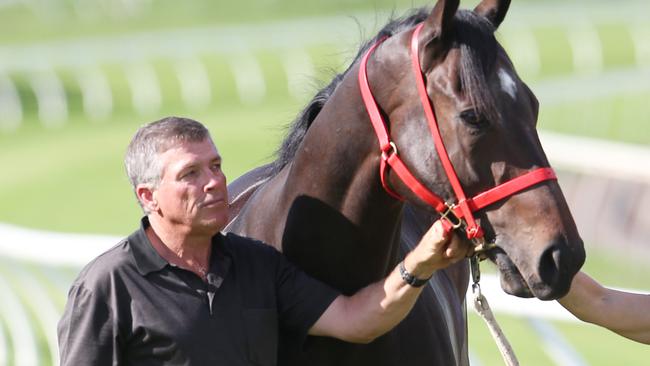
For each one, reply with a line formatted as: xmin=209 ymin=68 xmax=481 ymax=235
xmin=0 ymin=1 xmax=649 ymax=133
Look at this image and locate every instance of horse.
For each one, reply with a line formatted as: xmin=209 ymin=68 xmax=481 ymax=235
xmin=225 ymin=0 xmax=586 ymax=365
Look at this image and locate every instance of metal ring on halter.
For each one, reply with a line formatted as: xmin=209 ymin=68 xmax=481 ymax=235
xmin=381 ymin=141 xmax=398 ymax=161
xmin=453 ymin=219 xmax=496 ymax=259
xmin=440 ymin=203 xmax=463 ymax=229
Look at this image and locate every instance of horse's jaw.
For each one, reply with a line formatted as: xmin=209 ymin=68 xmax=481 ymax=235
xmin=490 ymin=250 xmax=534 ymax=298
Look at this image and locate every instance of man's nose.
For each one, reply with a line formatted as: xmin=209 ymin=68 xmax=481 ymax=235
xmin=204 ymin=170 xmax=224 ymax=191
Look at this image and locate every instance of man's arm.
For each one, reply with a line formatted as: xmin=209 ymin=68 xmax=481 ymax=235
xmin=309 ymin=220 xmax=472 ymax=343
xmin=58 ymin=284 xmax=121 ymax=365
xmin=558 ymin=271 xmax=650 ymax=345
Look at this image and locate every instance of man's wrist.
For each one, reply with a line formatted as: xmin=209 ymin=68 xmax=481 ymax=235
xmin=399 ymin=260 xmax=433 ymax=287
xmin=405 ymin=247 xmax=438 ymax=276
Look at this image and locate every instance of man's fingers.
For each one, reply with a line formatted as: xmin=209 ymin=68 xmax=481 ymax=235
xmin=427 ymin=220 xmax=452 ymax=244
xmin=443 ymin=235 xmax=477 ymax=262
xmin=436 ymin=220 xmax=452 ymax=240
xmin=444 ymin=246 xmax=457 ymax=259
xmin=439 ymin=219 xmax=453 ymax=236
xmin=423 ymin=219 xmax=477 ymax=265
xmin=444 ymin=237 xmax=464 ymax=259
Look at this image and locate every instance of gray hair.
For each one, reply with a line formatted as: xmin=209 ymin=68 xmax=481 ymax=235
xmin=125 ymin=116 xmax=211 ymax=212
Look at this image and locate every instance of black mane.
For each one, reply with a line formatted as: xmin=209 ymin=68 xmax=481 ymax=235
xmin=271 ymin=8 xmax=498 ymax=175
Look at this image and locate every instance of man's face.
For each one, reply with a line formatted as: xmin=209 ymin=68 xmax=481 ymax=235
xmin=151 ymin=138 xmax=229 ymax=235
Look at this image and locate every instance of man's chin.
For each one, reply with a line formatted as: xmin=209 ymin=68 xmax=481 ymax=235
xmin=196 ymin=215 xmax=228 ymax=234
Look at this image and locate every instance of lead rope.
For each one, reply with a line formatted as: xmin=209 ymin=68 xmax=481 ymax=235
xmin=470 ymin=253 xmax=520 ymax=366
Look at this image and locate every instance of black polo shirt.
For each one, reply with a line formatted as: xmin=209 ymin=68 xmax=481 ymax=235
xmin=57 ymin=218 xmax=339 ymax=366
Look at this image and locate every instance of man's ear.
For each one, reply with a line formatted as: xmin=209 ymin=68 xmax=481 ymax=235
xmin=136 ymin=185 xmax=158 ymax=212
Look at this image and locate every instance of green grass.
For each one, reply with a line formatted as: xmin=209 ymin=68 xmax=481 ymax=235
xmin=599 ymin=23 xmax=637 ymax=69
xmin=539 ymin=91 xmax=650 ymax=144
xmin=553 ymin=319 xmax=650 ymax=365
xmin=468 ymin=312 xmax=650 ymax=366
xmin=580 ymin=246 xmax=650 ymax=291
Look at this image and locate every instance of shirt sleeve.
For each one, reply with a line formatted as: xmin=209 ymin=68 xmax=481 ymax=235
xmin=274 ymin=253 xmax=340 ymax=342
xmin=57 ymin=283 xmax=122 ymax=366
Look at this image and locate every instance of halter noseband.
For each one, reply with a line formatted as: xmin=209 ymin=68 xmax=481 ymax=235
xmin=358 ymin=23 xmax=557 ymax=241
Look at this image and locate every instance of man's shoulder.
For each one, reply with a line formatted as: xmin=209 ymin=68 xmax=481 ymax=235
xmin=221 ymin=232 xmax=282 ymax=265
xmin=222 ymin=232 xmax=278 ymax=254
xmin=70 ymin=238 xmax=137 ymax=295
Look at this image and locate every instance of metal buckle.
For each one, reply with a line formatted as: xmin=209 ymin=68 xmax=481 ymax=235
xmin=381 ymin=141 xmax=398 ymax=161
xmin=442 ymin=202 xmax=495 ymax=256
xmin=440 ymin=202 xmax=463 ymax=229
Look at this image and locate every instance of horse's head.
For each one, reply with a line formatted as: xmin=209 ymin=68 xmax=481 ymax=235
xmin=364 ymin=0 xmax=585 ymax=300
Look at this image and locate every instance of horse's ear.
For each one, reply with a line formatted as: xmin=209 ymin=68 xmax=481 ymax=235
xmin=474 ymin=0 xmax=511 ymax=29
xmin=422 ymin=0 xmax=460 ymax=41
xmin=418 ymin=0 xmax=459 ymax=68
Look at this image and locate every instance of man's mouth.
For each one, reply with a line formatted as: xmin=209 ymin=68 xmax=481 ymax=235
xmin=200 ymin=198 xmax=226 ymax=208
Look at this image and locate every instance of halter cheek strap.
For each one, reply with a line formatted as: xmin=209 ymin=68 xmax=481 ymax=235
xmin=358 ymin=23 xmax=557 ymax=240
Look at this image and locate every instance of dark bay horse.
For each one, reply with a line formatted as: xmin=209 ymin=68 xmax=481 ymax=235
xmin=225 ymin=0 xmax=585 ymax=365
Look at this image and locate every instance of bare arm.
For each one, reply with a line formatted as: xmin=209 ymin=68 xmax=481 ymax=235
xmin=309 ymin=220 xmax=472 ymax=343
xmin=558 ymin=271 xmax=650 ymax=345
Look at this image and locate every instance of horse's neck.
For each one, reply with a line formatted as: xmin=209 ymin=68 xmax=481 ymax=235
xmin=296 ymin=82 xmax=401 ymax=207
xmin=268 ymin=76 xmax=405 ymax=290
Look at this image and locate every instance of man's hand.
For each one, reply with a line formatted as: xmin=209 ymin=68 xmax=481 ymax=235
xmin=403 ymin=220 xmax=474 ymax=281
xmin=310 ymin=219 xmax=475 ymax=343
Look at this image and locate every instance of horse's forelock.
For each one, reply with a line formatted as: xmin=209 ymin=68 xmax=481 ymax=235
xmin=454 ymin=10 xmax=500 ymax=122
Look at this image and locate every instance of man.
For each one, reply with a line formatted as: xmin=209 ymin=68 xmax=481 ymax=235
xmin=57 ymin=116 xmax=472 ymax=365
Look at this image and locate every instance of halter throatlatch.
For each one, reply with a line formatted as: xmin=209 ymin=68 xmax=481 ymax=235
xmin=358 ymin=23 xmax=557 ymax=242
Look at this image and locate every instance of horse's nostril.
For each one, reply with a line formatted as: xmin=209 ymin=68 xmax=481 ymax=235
xmin=538 ymin=244 xmax=562 ymax=288
xmin=532 ymin=236 xmax=584 ymax=300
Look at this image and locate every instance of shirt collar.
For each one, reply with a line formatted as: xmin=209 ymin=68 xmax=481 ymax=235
xmin=128 ymin=217 xmax=168 ymax=276
xmin=129 ymin=217 xmax=231 ymax=277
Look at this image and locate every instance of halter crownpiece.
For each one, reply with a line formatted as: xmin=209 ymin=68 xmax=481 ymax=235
xmin=358 ymin=23 xmax=557 ymax=243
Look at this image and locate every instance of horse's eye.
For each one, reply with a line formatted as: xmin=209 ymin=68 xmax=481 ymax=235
xmin=459 ymin=110 xmax=490 ymax=129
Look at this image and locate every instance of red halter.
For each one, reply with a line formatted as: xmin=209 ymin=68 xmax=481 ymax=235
xmin=358 ymin=23 xmax=557 ymax=240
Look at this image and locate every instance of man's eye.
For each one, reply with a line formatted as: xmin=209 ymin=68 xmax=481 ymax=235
xmin=182 ymin=170 xmax=197 ymax=179
xmin=211 ymin=163 xmax=222 ymax=171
